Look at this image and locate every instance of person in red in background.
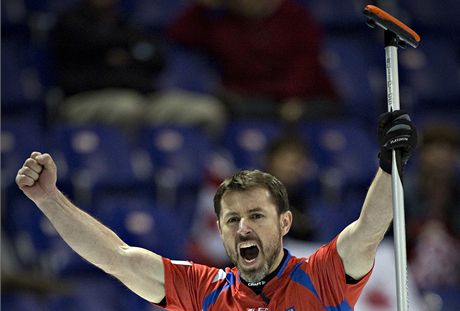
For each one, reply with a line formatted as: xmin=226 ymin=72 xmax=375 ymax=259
xmin=168 ymin=0 xmax=341 ymax=122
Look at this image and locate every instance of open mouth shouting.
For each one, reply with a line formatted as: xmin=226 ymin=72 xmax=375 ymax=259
xmin=239 ymin=241 xmax=261 ymax=265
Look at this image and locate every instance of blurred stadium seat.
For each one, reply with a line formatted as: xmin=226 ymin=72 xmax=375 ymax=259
xmin=413 ymin=110 xmax=460 ymax=131
xmin=138 ymin=125 xmax=212 ymax=207
xmin=300 ymin=0 xmax=369 ymax=33
xmin=399 ymin=37 xmax=460 ymax=113
xmin=308 ymin=191 xmax=364 ymax=242
xmin=321 ymin=35 xmax=383 ymax=124
xmin=4 ymin=196 xmax=85 ymax=275
xmin=300 ymin=120 xmax=378 ymax=196
xmin=1 ymin=116 xmax=45 ymax=191
xmin=1 ymin=292 xmax=44 ymax=311
xmin=47 ymin=124 xmax=150 ymax=206
xmin=93 ymin=194 xmax=188 ymax=260
xmin=223 ymin=120 xmax=282 ymax=170
xmin=399 ymin=0 xmax=460 ymax=38
xmin=1 ymin=40 xmax=46 ymax=117
xmin=429 ymin=286 xmax=460 ymax=311
xmin=45 ymin=276 xmax=122 ymax=311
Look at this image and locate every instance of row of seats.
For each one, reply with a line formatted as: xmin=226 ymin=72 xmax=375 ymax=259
xmin=2 ymin=117 xmax=381 ymax=196
xmin=5 ymin=109 xmax=459 ymax=193
xmin=4 ymin=111 xmax=459 ymax=207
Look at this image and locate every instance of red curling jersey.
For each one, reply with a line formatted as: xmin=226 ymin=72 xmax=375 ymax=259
xmin=156 ymin=237 xmax=372 ymax=310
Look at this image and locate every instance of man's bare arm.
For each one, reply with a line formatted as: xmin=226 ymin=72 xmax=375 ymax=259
xmin=16 ymin=152 xmax=166 ymax=303
xmin=337 ymin=169 xmax=392 ymax=280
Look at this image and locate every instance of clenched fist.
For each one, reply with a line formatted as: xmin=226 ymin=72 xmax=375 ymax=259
xmin=16 ymin=152 xmax=58 ymax=204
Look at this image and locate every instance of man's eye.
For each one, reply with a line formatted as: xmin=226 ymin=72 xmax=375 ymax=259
xmin=251 ymin=214 xmax=264 ymax=220
xmin=227 ymin=217 xmax=239 ymax=224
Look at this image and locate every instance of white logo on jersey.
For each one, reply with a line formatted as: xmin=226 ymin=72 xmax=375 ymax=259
xmin=171 ymin=260 xmax=192 ymax=266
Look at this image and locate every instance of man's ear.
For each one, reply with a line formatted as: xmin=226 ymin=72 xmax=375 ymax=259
xmin=280 ymin=211 xmax=292 ymax=236
xmin=216 ymin=220 xmax=223 ymax=236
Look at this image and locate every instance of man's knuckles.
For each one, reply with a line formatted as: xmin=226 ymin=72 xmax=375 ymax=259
xmin=25 ymin=158 xmax=43 ymax=174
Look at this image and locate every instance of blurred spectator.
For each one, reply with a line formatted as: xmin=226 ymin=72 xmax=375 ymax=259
xmin=264 ymin=134 xmax=319 ymax=241
xmin=54 ymin=0 xmax=165 ymax=97
xmin=405 ymin=124 xmax=460 ymax=290
xmin=168 ymin=0 xmax=341 ymax=122
xmin=53 ymin=0 xmax=226 ymax=137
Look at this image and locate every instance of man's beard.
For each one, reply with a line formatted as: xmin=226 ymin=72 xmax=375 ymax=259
xmin=224 ymin=229 xmax=282 ymax=283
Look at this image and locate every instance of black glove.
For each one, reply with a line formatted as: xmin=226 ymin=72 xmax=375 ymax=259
xmin=378 ymin=110 xmax=417 ymax=174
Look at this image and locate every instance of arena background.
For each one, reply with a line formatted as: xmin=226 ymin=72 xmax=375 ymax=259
xmin=1 ymin=0 xmax=459 ymax=310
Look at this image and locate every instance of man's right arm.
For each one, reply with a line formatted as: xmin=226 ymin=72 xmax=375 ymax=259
xmin=16 ymin=152 xmax=166 ymax=303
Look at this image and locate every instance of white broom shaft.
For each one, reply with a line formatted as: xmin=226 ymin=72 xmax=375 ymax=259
xmin=385 ymin=45 xmax=409 ymax=311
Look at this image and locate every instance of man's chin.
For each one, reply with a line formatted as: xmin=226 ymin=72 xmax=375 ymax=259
xmin=238 ymin=251 xmax=263 ymax=267
xmin=238 ymin=257 xmax=268 ymax=282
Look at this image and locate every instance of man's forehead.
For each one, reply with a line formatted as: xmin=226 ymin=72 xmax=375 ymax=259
xmin=220 ymin=187 xmax=275 ymax=213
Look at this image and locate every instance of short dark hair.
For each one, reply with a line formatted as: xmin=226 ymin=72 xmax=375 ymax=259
xmin=213 ymin=170 xmax=290 ymax=219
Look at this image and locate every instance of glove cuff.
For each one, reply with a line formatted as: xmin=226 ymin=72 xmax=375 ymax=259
xmin=378 ymin=152 xmax=392 ymax=174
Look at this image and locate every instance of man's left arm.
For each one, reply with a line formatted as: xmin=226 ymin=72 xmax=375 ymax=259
xmin=337 ymin=111 xmax=417 ymax=280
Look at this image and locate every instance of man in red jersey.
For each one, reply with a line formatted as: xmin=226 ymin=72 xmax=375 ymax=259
xmin=15 ymin=111 xmax=417 ymax=310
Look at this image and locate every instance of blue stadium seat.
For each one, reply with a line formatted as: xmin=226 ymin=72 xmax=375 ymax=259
xmin=138 ymin=125 xmax=212 ymax=194
xmin=321 ymin=35 xmax=383 ymax=124
xmin=1 ymin=292 xmax=44 ymax=311
xmin=118 ymin=283 xmax=165 ymax=311
xmin=300 ymin=120 xmax=378 ymax=193
xmin=223 ymin=120 xmax=282 ymax=170
xmin=1 ymin=40 xmax=46 ymax=116
xmin=413 ymin=110 xmax=460 ymax=131
xmin=399 ymin=0 xmax=460 ymax=37
xmin=48 ymin=125 xmax=149 ymax=205
xmin=300 ymin=0 xmax=369 ymax=32
xmin=46 ymin=275 xmax=122 ymax=311
xmin=93 ymin=194 xmax=188 ymax=260
xmin=309 ymin=191 xmax=364 ymax=242
xmin=1 ymin=116 xmax=45 ymax=190
xmin=430 ymin=286 xmax=460 ymax=311
xmin=3 ymin=196 xmax=85 ymax=276
xmin=399 ymin=37 xmax=460 ymax=113
xmin=46 ymin=275 xmax=163 ymax=311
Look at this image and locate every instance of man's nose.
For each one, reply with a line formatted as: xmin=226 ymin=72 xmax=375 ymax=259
xmin=237 ymin=218 xmax=252 ymax=236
